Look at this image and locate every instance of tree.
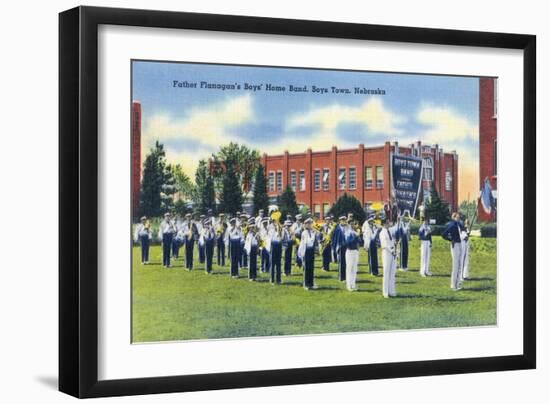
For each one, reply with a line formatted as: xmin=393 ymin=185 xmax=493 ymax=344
xmin=218 ymin=162 xmax=243 ymax=215
xmin=210 ymin=142 xmax=260 ymax=196
xmin=278 ymin=185 xmax=299 ymax=220
xmin=252 ymin=164 xmax=269 ymax=215
xmin=161 ymin=163 xmax=177 ymax=214
xmin=459 ymin=199 xmax=477 ymax=221
xmin=425 ymin=183 xmax=451 ymax=225
xmin=194 ymin=159 xmax=216 ymax=214
xmin=328 ymin=193 xmax=366 ymax=224
xmin=140 ymin=141 xmax=171 ymax=218
xmin=171 ymin=164 xmax=195 ymax=202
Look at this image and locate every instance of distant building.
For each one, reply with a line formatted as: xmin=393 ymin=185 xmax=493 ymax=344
xmin=132 ymin=101 xmax=141 ymax=217
xmin=262 ymin=141 xmax=458 ymax=219
xmin=479 ymin=77 xmax=498 ymax=222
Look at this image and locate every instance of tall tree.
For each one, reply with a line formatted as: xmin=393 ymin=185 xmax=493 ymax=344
xmin=194 ymin=159 xmax=216 ymax=213
xmin=210 ymin=142 xmax=260 ymax=195
xmin=278 ymin=185 xmax=299 ymax=220
xmin=219 ymin=161 xmax=243 ymax=215
xmin=425 ymin=183 xmax=451 ymax=224
xmin=140 ymin=141 xmax=170 ymax=218
xmin=202 ymin=175 xmax=216 ymax=213
xmin=170 ymin=164 xmax=195 ymax=202
xmin=160 ymin=164 xmax=176 ymax=214
xmin=252 ymin=164 xmax=269 ymax=215
xmin=328 ymin=193 xmax=366 ymax=224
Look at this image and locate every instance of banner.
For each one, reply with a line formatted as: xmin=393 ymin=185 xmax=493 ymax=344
xmin=391 ymin=154 xmax=423 ymax=217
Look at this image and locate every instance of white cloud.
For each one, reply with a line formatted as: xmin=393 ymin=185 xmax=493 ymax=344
xmin=140 ymin=94 xmax=255 ymax=179
xmin=142 ymin=94 xmax=254 ymax=152
xmin=287 ymin=97 xmax=405 ymax=136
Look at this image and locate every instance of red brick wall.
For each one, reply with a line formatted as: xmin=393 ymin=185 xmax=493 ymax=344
xmin=264 ymin=141 xmax=458 ymax=219
xmin=132 ymin=101 xmax=141 ymax=218
xmin=479 ymin=77 xmax=497 ymax=221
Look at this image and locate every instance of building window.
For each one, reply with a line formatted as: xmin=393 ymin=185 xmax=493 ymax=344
xmin=423 ymin=157 xmax=434 ymax=181
xmin=338 ymin=168 xmax=346 ymax=190
xmin=276 ymin=170 xmax=283 ymax=191
xmin=314 ymin=204 xmax=321 ymax=219
xmin=323 ymin=203 xmax=330 ymax=217
xmin=268 ymin=171 xmax=275 ymax=192
xmin=290 ymin=170 xmax=297 ymax=191
xmin=299 ymin=170 xmax=305 ymax=191
xmin=494 ymin=139 xmax=497 ymax=175
xmin=493 ymin=78 xmax=498 ymax=118
xmin=364 ymin=202 xmax=372 ymax=211
xmin=364 ymin=166 xmax=373 ymax=189
xmin=314 ymin=169 xmax=321 ymax=191
xmin=349 ymin=167 xmax=356 ymax=190
xmin=322 ymin=168 xmax=330 ymax=191
xmin=376 ymin=166 xmax=384 ymax=189
xmin=445 ymin=171 xmax=452 ymax=191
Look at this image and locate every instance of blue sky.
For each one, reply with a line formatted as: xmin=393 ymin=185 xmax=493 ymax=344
xmin=132 ymin=60 xmax=480 ymax=201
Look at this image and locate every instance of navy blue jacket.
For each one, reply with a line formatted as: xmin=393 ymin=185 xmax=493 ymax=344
xmin=442 ymin=220 xmax=461 ymax=243
xmin=418 ymin=225 xmax=432 ymax=242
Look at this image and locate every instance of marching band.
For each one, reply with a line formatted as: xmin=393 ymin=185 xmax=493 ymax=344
xmin=136 ymin=206 xmax=476 ymax=296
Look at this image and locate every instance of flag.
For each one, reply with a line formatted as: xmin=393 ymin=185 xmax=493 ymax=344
xmin=480 ymin=178 xmax=496 ymax=214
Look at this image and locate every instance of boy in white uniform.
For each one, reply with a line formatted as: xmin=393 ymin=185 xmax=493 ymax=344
xmin=418 ymin=218 xmax=433 ymax=277
xmin=380 ymin=219 xmax=397 ymax=298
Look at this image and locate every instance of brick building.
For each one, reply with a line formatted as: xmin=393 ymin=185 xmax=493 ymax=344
xmin=478 ymin=77 xmax=498 ymax=221
xmin=132 ymin=101 xmax=142 ymax=217
xmin=262 ymin=141 xmax=458 ymax=219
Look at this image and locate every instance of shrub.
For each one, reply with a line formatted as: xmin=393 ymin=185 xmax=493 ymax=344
xmin=480 ymin=224 xmax=497 ymax=238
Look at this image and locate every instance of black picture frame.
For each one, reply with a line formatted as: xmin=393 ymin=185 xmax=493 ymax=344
xmin=59 ymin=6 xmax=536 ymax=398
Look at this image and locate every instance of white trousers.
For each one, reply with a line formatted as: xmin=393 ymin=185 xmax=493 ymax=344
xmin=461 ymin=240 xmax=470 ymax=279
xmin=420 ymin=240 xmax=431 ymax=276
xmin=382 ymin=250 xmax=396 ymax=297
xmin=450 ymin=242 xmax=464 ymax=289
xmin=345 ymin=249 xmax=359 ymax=290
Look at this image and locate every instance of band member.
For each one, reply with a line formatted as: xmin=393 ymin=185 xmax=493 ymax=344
xmin=461 ymin=218 xmax=471 ymax=280
xmin=184 ymin=214 xmax=196 ymax=270
xmin=228 ymin=218 xmax=243 ymax=278
xmin=202 ymin=219 xmax=216 ymax=274
xmin=197 ymin=214 xmax=206 ymax=264
xmin=171 ymin=214 xmax=183 ymax=259
xmin=158 ymin=212 xmax=176 ymax=268
xmin=269 ymin=219 xmax=283 ymax=284
xmin=380 ymin=219 xmax=397 ymax=298
xmin=173 ymin=220 xmax=186 ymax=261
xmin=259 ymin=218 xmax=271 ymax=273
xmin=362 ymin=215 xmax=379 ymax=276
xmin=216 ymin=213 xmax=227 ymax=266
xmin=344 ymin=221 xmax=361 ymax=291
xmin=321 ymin=215 xmax=335 ymax=271
xmin=292 ymin=214 xmax=304 ymax=268
xmin=282 ymin=220 xmax=294 ymax=276
xmin=240 ymin=213 xmax=249 ymax=269
xmin=299 ymin=218 xmax=317 ymax=290
xmin=418 ymin=218 xmax=433 ymax=277
xmin=442 ymin=212 xmax=464 ymax=290
xmin=333 ymin=216 xmax=348 ymax=282
xmin=255 ymin=209 xmax=265 ymax=228
xmin=134 ymin=216 xmax=152 ymax=264
xmin=399 ymin=216 xmax=411 ymax=271
xmin=244 ymin=218 xmax=259 ymax=280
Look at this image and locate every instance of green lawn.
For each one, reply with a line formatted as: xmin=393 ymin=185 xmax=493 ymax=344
xmin=132 ymin=237 xmax=497 ymax=342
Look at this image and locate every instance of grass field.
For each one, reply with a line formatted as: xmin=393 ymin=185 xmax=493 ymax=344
xmin=132 ymin=237 xmax=497 ymax=342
